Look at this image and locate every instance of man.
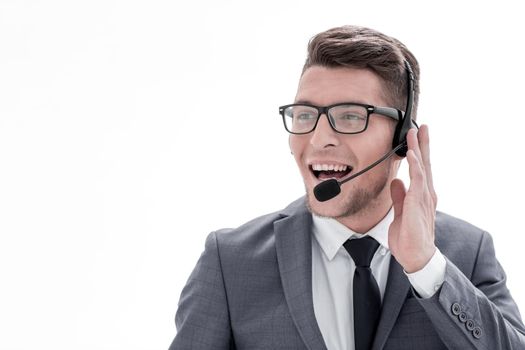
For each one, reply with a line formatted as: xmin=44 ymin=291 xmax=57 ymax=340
xmin=169 ymin=25 xmax=525 ymax=349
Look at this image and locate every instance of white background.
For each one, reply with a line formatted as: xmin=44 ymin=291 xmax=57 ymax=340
xmin=1 ymin=0 xmax=524 ymax=349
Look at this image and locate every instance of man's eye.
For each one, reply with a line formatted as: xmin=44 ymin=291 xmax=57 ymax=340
xmin=296 ymin=113 xmax=316 ymax=121
xmin=340 ymin=114 xmax=365 ymax=121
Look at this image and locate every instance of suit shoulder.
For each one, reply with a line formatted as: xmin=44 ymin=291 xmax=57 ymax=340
xmin=213 ymin=197 xmax=307 ymax=249
xmin=435 ymin=211 xmax=491 ymax=275
xmin=435 ymin=211 xmax=488 ymax=239
xmin=214 ymin=210 xmax=283 ymax=242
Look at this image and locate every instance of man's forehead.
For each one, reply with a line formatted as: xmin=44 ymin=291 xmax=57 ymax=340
xmin=295 ymin=66 xmax=386 ymax=106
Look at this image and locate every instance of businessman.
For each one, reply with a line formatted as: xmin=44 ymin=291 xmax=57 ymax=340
xmin=169 ymin=25 xmax=525 ymax=349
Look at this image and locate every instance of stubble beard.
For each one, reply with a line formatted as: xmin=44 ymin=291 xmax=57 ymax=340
xmin=305 ymin=165 xmax=391 ymax=220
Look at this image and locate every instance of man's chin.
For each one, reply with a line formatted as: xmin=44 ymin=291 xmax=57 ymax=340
xmin=305 ymin=191 xmax=348 ymax=219
xmin=305 ymin=183 xmax=380 ymax=219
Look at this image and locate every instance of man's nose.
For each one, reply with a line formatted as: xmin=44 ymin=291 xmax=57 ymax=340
xmin=309 ymin=113 xmax=340 ymax=149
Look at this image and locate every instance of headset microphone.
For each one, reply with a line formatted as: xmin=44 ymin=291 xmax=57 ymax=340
xmin=313 ymin=60 xmax=416 ymax=202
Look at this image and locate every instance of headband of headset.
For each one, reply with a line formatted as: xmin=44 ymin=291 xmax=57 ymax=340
xmin=392 ymin=60 xmax=416 ymax=157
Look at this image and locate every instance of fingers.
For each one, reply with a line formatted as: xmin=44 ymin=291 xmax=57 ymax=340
xmin=406 ymin=128 xmax=422 ymax=161
xmin=407 ymin=147 xmax=425 ymax=189
xmin=417 ymin=125 xmax=437 ymax=203
xmin=406 ymin=124 xmax=438 ymax=206
xmin=417 ymin=125 xmax=429 ymax=169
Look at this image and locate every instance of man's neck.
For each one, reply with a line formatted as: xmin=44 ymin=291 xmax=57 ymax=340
xmin=335 ymin=199 xmax=393 ymax=234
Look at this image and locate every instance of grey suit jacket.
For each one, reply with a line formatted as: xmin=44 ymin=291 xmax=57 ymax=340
xmin=169 ymin=197 xmax=525 ymax=349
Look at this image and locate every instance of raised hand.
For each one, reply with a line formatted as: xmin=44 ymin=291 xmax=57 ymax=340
xmin=388 ymin=125 xmax=438 ymax=273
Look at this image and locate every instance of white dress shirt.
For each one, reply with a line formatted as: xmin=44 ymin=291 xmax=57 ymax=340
xmin=311 ymin=208 xmax=446 ymax=350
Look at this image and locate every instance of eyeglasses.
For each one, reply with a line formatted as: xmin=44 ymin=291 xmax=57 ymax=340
xmin=278 ymin=102 xmax=404 ymax=135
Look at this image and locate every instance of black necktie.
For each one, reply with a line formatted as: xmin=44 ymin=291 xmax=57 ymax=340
xmin=343 ymin=236 xmax=381 ymax=350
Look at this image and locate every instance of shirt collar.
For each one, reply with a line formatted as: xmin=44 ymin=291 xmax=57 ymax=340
xmin=312 ymin=207 xmax=394 ymax=261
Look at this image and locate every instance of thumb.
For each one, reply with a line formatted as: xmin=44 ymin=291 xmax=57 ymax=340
xmin=390 ymin=178 xmax=406 ymax=218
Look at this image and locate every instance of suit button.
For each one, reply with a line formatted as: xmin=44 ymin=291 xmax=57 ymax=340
xmin=451 ymin=303 xmax=461 ymax=315
xmin=466 ymin=319 xmax=475 ymax=331
xmin=473 ymin=327 xmax=482 ymax=339
xmin=459 ymin=312 xmax=468 ymax=323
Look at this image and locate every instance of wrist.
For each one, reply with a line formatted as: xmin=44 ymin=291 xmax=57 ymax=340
xmin=403 ymin=246 xmax=436 ymax=273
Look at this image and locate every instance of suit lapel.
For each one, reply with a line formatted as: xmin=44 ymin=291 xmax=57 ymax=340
xmin=372 ymin=255 xmax=411 ymax=350
xmin=275 ymin=200 xmax=327 ymax=350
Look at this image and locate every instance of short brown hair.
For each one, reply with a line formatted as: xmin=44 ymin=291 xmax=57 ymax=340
xmin=302 ymin=25 xmax=420 ymax=118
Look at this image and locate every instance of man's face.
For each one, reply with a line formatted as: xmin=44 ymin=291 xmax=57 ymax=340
xmin=289 ymin=66 xmax=401 ymax=220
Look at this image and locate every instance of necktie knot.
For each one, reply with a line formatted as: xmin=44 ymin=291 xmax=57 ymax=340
xmin=343 ymin=236 xmax=379 ymax=267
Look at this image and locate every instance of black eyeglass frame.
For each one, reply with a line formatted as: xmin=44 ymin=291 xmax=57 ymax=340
xmin=278 ymin=102 xmax=408 ymax=135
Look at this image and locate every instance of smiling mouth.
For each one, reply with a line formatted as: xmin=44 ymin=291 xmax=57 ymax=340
xmin=309 ymin=164 xmax=353 ymax=181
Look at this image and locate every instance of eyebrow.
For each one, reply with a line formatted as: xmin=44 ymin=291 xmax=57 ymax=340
xmin=293 ymin=99 xmax=315 ymax=105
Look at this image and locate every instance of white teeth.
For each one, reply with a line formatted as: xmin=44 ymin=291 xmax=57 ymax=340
xmin=311 ymin=164 xmax=348 ymax=172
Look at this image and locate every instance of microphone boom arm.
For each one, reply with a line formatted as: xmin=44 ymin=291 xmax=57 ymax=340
xmin=313 ymin=142 xmax=406 ymax=202
xmin=339 ymin=142 xmax=405 ymax=186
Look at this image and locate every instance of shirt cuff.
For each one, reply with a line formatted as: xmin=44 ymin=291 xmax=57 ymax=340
xmin=404 ymin=248 xmax=446 ymax=299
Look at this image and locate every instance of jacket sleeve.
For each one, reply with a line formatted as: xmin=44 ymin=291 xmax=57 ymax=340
xmin=168 ymin=232 xmax=234 ymax=350
xmin=417 ymin=231 xmax=525 ymax=349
